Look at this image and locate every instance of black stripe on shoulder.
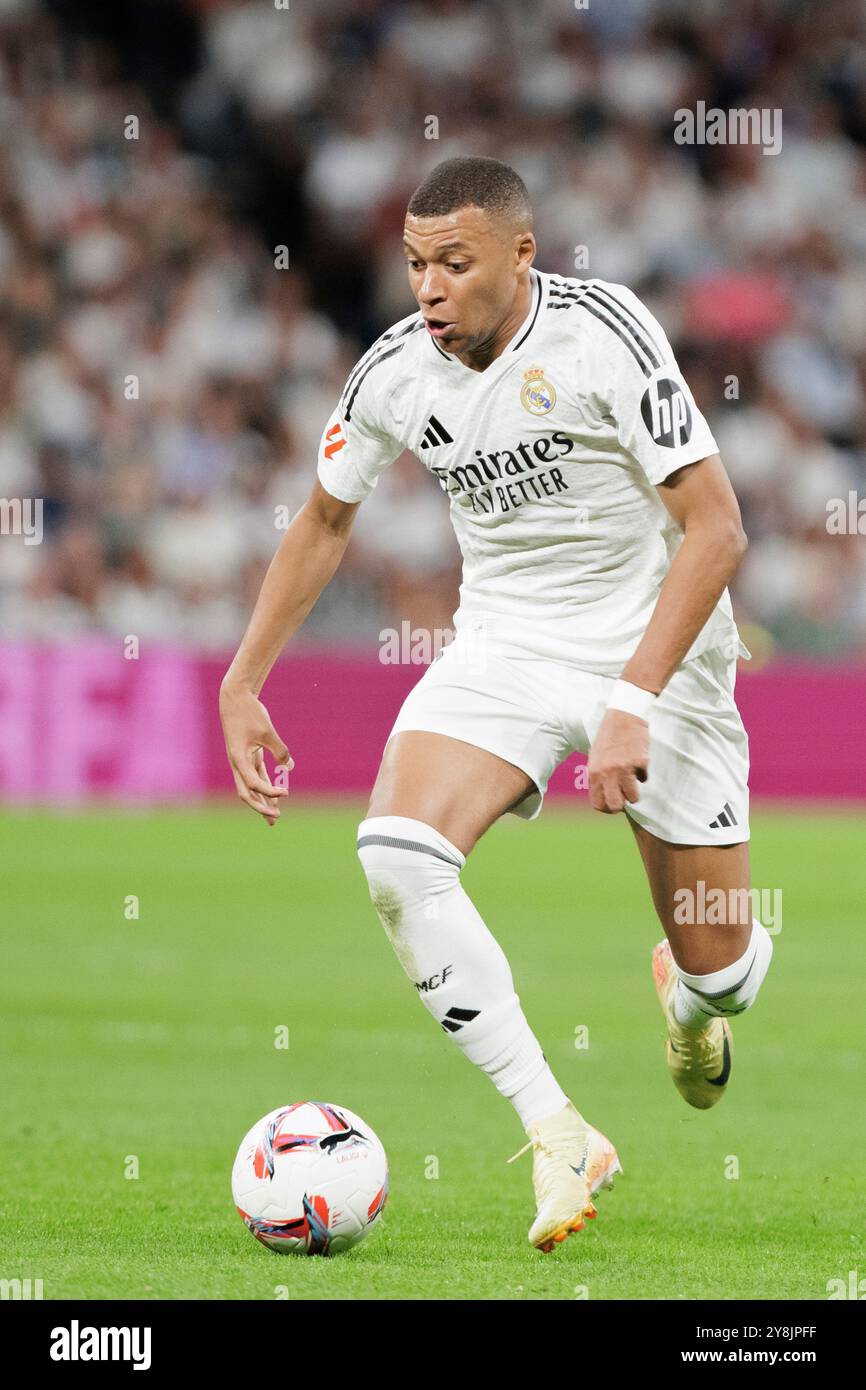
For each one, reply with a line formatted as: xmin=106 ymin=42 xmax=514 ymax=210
xmin=548 ymin=280 xmax=665 ymax=373
xmin=547 ymin=277 xmax=587 ymax=299
xmin=340 ymin=316 xmax=423 ymax=411
xmin=546 ymin=283 xmax=653 ymax=375
xmin=584 ymin=286 xmax=664 ymax=369
xmin=547 ymin=277 xmax=589 ymax=309
xmin=344 ymin=331 xmax=419 ymax=420
xmin=572 ymin=299 xmax=653 ymax=376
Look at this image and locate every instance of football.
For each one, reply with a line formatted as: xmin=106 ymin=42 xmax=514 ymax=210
xmin=231 ymin=1102 xmax=389 ymax=1256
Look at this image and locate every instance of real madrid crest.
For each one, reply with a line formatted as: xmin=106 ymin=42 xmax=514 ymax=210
xmin=520 ymin=366 xmax=556 ymax=416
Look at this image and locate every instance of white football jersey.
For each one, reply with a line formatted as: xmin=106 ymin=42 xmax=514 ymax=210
xmin=317 ymin=268 xmax=741 ymax=673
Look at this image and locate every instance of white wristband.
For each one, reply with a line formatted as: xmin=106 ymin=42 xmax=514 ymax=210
xmin=606 ymin=678 xmax=657 ymax=721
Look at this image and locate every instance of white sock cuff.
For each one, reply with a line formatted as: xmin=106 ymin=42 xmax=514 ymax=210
xmin=457 ymin=992 xmax=545 ymax=1094
xmin=356 ymin=815 xmax=466 ymax=870
xmin=675 ymin=919 xmax=773 ymax=993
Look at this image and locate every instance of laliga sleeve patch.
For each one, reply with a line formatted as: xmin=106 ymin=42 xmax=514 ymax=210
xmin=323 ymin=420 xmax=347 ymax=459
xmin=640 ymin=376 xmax=693 ymax=448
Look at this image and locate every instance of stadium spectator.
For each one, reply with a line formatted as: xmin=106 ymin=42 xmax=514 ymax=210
xmin=0 ymin=0 xmax=864 ymax=658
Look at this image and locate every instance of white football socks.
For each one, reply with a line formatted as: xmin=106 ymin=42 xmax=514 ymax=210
xmin=357 ymin=815 xmax=569 ymax=1129
xmin=672 ymin=918 xmax=774 ymax=1028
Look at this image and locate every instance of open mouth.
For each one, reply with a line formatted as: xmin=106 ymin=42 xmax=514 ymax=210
xmin=424 ymin=318 xmax=455 ymax=338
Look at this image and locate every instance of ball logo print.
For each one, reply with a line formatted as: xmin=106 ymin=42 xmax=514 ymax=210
xmin=640 ymin=376 xmax=693 ymax=447
xmin=232 ymin=1102 xmax=389 ymax=1256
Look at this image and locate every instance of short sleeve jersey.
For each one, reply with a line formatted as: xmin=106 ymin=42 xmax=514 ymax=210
xmin=317 ymin=270 xmax=740 ymax=672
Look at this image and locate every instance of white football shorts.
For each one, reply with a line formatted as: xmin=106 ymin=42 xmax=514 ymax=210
xmin=384 ymin=629 xmax=750 ymax=845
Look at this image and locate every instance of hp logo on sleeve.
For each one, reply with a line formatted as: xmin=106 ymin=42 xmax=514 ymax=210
xmin=640 ymin=376 xmax=693 ymax=448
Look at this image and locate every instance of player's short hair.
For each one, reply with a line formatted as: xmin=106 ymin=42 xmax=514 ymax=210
xmin=406 ymin=157 xmax=533 ymax=233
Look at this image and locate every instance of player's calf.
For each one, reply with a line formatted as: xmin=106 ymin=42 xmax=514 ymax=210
xmin=356 ymin=814 xmax=570 ymax=1127
xmin=652 ymin=921 xmax=773 ymax=1109
xmin=668 ymin=918 xmax=774 ymax=1027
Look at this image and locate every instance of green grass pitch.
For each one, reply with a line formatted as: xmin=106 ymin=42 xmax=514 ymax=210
xmin=2 ymin=803 xmax=863 ymax=1301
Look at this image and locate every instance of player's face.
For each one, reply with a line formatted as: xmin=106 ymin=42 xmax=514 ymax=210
xmin=403 ymin=207 xmax=534 ymax=357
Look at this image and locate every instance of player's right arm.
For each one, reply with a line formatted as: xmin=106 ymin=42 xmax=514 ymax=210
xmin=220 ymin=340 xmax=407 ymax=823
xmin=219 ymin=481 xmax=360 ymax=824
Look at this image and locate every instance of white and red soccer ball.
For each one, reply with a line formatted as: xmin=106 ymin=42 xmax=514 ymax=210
xmin=232 ymin=1102 xmax=389 ymax=1256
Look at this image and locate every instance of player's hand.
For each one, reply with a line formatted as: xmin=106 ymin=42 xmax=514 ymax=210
xmin=219 ymin=681 xmax=293 ymax=825
xmin=587 ymin=708 xmax=649 ymax=814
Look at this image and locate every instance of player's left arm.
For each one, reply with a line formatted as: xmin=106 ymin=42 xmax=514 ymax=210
xmin=588 ymin=452 xmax=747 ymax=815
xmin=584 ymin=284 xmax=750 ymax=814
xmin=625 ymin=452 xmax=747 ymax=693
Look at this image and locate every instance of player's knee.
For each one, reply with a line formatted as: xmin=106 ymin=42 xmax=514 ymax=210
xmin=356 ymin=815 xmax=464 ymax=925
xmin=675 ymin=919 xmax=774 ymax=1018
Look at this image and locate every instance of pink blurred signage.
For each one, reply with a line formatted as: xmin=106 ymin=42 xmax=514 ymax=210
xmin=0 ymin=642 xmax=863 ymax=804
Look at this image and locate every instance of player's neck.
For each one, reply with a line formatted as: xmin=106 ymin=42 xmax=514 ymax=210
xmin=455 ymin=273 xmax=534 ymax=373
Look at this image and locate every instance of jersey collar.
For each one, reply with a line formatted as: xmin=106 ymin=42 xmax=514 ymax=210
xmin=428 ymin=267 xmax=545 ymax=370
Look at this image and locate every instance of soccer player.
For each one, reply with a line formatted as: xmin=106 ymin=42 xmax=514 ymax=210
xmin=220 ymin=157 xmax=774 ymax=1253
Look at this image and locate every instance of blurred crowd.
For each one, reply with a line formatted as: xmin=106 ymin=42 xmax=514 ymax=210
xmin=0 ymin=0 xmax=865 ymax=657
